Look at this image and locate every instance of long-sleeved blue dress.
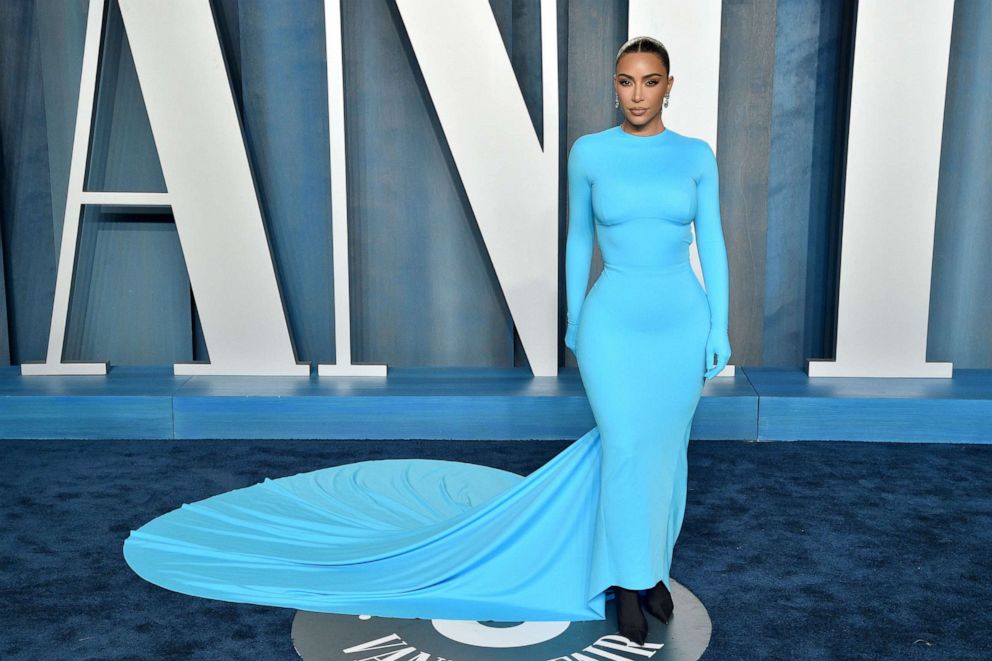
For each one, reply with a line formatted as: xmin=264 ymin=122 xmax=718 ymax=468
xmin=565 ymin=125 xmax=729 ymax=596
xmin=122 ymin=124 xmax=729 ymax=623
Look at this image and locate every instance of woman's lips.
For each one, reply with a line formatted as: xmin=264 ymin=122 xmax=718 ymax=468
xmin=630 ymin=108 xmax=647 ymax=116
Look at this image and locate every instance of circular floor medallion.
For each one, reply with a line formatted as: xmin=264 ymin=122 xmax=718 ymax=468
xmin=292 ymin=579 xmax=711 ymax=660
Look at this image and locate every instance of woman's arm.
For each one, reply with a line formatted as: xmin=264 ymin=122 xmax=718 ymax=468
xmin=694 ymin=141 xmax=731 ymax=378
xmin=564 ymin=137 xmax=595 ymax=352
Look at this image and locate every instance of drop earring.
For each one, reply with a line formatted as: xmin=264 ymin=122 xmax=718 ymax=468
xmin=615 ymin=94 xmax=619 ymax=109
xmin=663 ymin=94 xmax=670 ymax=108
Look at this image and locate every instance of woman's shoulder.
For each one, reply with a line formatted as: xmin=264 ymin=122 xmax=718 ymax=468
xmin=570 ymin=127 xmax=614 ymax=151
xmin=567 ymin=129 xmax=609 ymax=167
xmin=677 ymin=131 xmax=716 ymax=154
xmin=657 ymin=128 xmax=707 ymax=149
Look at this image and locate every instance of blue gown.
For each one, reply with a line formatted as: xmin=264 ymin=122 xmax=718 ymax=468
xmin=566 ymin=125 xmax=728 ymax=597
xmin=122 ymin=124 xmax=729 ymax=623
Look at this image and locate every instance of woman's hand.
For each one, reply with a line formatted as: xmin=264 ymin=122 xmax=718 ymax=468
xmin=704 ymin=327 xmax=731 ymax=381
xmin=565 ymin=321 xmax=578 ymax=353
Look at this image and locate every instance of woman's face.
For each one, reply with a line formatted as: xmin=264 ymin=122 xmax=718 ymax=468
xmin=614 ymin=52 xmax=673 ymax=127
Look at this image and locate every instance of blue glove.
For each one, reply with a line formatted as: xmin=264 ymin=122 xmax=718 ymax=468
xmin=564 ymin=320 xmax=578 ymax=352
xmin=704 ymin=328 xmax=731 ymax=380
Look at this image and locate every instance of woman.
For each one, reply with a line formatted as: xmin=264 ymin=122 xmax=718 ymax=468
xmin=122 ymin=35 xmax=730 ymax=647
xmin=565 ymin=36 xmax=731 ymax=643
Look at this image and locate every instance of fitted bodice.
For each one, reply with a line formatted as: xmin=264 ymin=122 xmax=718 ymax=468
xmin=565 ymin=123 xmax=728 ymax=331
xmin=582 ymin=126 xmax=706 ymax=271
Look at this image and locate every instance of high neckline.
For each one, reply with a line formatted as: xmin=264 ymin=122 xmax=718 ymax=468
xmin=613 ymin=124 xmax=672 ymax=141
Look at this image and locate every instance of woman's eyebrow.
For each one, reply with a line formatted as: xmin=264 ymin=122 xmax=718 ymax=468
xmin=616 ymin=72 xmax=665 ymax=79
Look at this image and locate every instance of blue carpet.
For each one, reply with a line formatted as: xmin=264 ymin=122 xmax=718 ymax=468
xmin=0 ymin=438 xmax=989 ymax=659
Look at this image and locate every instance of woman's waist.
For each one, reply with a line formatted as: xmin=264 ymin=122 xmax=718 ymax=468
xmin=602 ymin=259 xmax=693 ymax=276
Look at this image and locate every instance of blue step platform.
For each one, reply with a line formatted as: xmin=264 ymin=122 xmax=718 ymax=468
xmin=0 ymin=365 xmax=989 ymax=443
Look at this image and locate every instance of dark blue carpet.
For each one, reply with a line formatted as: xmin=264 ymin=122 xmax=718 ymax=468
xmin=1 ymin=437 xmax=989 ymax=659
